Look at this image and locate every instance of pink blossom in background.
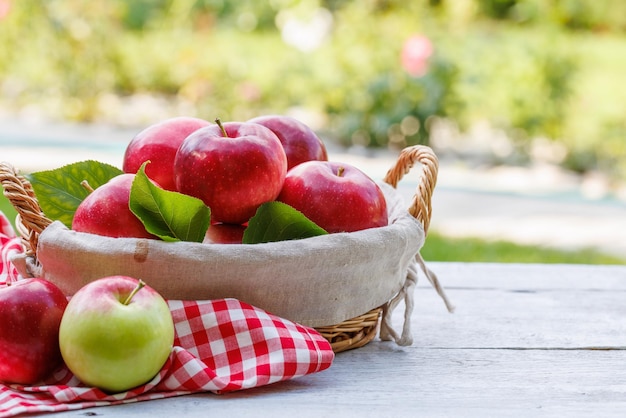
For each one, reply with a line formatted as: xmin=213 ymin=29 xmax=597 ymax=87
xmin=401 ymin=34 xmax=434 ymax=77
xmin=0 ymin=0 xmax=10 ymax=20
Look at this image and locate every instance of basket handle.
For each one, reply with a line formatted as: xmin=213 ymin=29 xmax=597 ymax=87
xmin=0 ymin=162 xmax=52 ymax=256
xmin=383 ymin=145 xmax=438 ymax=233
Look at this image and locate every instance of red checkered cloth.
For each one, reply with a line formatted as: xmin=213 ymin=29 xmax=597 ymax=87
xmin=0 ymin=212 xmax=335 ymax=417
xmin=0 ymin=212 xmax=21 ymax=285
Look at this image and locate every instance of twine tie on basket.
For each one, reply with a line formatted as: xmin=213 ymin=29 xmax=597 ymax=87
xmin=380 ymin=252 xmax=455 ymax=346
xmin=378 ymin=144 xmax=453 ymax=347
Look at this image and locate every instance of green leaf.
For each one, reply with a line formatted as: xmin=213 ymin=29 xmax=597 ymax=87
xmin=243 ymin=201 xmax=328 ymax=244
xmin=129 ymin=162 xmax=210 ymax=242
xmin=25 ymin=160 xmax=123 ymax=228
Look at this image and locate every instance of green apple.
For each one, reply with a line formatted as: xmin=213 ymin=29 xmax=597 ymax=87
xmin=59 ymin=276 xmax=174 ymax=393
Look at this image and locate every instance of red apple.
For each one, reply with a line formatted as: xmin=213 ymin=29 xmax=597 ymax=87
xmin=277 ymin=161 xmax=388 ymax=233
xmin=0 ymin=278 xmax=68 ymax=385
xmin=123 ymin=117 xmax=211 ymax=191
xmin=247 ymin=115 xmax=328 ymax=170
xmin=203 ymin=223 xmax=246 ymax=244
xmin=72 ymin=174 xmax=156 ymax=239
xmin=174 ymin=119 xmax=288 ymax=224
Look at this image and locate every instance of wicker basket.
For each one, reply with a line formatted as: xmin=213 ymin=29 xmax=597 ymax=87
xmin=0 ymin=145 xmax=438 ymax=353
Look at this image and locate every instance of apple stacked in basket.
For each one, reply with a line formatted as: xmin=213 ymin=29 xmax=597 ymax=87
xmin=71 ymin=115 xmax=389 ymax=244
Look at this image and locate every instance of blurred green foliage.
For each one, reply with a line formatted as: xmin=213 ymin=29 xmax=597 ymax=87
xmin=421 ymin=230 xmax=626 ymax=266
xmin=1 ymin=0 xmax=626 ymax=180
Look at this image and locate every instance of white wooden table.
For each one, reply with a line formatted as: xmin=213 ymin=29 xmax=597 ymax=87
xmin=51 ymin=262 xmax=626 ymax=417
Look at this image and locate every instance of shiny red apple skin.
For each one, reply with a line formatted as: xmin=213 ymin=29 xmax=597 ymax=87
xmin=203 ymin=223 xmax=246 ymax=244
xmin=0 ymin=278 xmax=68 ymax=385
xmin=277 ymin=161 xmax=388 ymax=233
xmin=72 ymin=174 xmax=156 ymax=239
xmin=174 ymin=121 xmax=288 ymax=225
xmin=247 ymin=115 xmax=328 ymax=170
xmin=123 ymin=117 xmax=211 ymax=191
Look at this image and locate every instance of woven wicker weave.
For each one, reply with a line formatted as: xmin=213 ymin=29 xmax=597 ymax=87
xmin=0 ymin=144 xmax=437 ymax=353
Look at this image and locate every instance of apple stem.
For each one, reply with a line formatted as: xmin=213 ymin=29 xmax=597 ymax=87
xmin=80 ymin=180 xmax=95 ymax=194
xmin=337 ymin=166 xmax=345 ymax=177
xmin=123 ymin=279 xmax=146 ymax=306
xmin=215 ymin=118 xmax=228 ymax=137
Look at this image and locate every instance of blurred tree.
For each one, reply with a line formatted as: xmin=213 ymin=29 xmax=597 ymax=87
xmin=0 ymin=0 xmax=624 ymax=181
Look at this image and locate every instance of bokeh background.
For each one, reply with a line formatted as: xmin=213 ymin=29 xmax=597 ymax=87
xmin=1 ymin=0 xmax=625 ymax=263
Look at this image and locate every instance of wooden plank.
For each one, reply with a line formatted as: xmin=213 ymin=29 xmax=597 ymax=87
xmin=47 ymin=263 xmax=626 ymax=417
xmin=408 ymin=263 xmax=626 ymax=349
xmin=423 ymin=262 xmax=626 ymax=291
xmin=77 ymin=348 xmax=626 ymax=417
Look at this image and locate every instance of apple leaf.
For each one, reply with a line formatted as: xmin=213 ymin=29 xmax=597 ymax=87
xmin=243 ymin=201 xmax=328 ymax=244
xmin=25 ymin=160 xmax=123 ymax=228
xmin=129 ymin=163 xmax=210 ymax=242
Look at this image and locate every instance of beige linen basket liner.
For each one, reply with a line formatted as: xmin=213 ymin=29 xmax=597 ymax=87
xmin=0 ymin=145 xmax=452 ymax=353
